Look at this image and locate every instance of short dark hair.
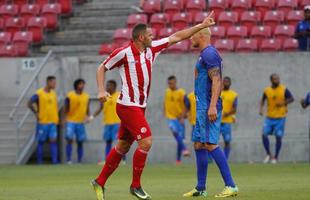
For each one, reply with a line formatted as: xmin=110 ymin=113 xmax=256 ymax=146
xmin=270 ymin=73 xmax=278 ymax=80
xmin=168 ymin=75 xmax=176 ymax=81
xmin=224 ymin=76 xmax=231 ymax=81
xmin=74 ymin=78 xmax=85 ymax=90
xmin=107 ymin=80 xmax=117 ymax=88
xmin=46 ymin=76 xmax=56 ymax=82
xmin=132 ymin=23 xmax=148 ymax=40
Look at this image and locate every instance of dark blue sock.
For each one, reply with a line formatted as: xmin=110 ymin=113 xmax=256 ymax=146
xmin=66 ymin=142 xmax=72 ymax=162
xmin=210 ymin=146 xmax=235 ymax=187
xmin=224 ymin=143 xmax=231 ymax=160
xmin=195 ymin=149 xmax=208 ymax=191
xmin=37 ymin=142 xmax=44 ymax=164
xmin=275 ymin=137 xmax=282 ymax=159
xmin=77 ymin=142 xmax=83 ymax=163
xmin=173 ymin=132 xmax=185 ymax=161
xmin=105 ymin=141 xmax=112 ymax=159
xmin=262 ymin=135 xmax=271 ymax=155
xmin=50 ymin=142 xmax=58 ymax=164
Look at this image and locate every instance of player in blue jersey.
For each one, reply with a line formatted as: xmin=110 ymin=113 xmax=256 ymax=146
xmin=301 ymin=91 xmax=310 ymax=109
xmin=183 ymin=28 xmax=238 ymax=198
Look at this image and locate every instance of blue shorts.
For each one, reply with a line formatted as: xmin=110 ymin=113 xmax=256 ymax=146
xmin=103 ymin=124 xmax=120 ymax=141
xmin=263 ymin=117 xmax=286 ymax=137
xmin=168 ymin=119 xmax=185 ymax=138
xmin=66 ymin=122 xmax=87 ymax=142
xmin=192 ymin=110 xmax=222 ymax=144
xmin=36 ymin=123 xmax=58 ymax=142
xmin=220 ymin=123 xmax=232 ymax=142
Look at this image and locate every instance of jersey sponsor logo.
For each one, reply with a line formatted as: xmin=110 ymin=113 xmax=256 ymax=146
xmin=137 ymin=135 xmax=142 ymax=140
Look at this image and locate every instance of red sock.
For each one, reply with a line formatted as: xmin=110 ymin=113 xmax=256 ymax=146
xmin=131 ymin=148 xmax=148 ymax=188
xmin=96 ymin=147 xmax=123 ymax=186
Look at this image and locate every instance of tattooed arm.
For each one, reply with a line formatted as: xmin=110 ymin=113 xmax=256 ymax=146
xmin=208 ymin=68 xmax=222 ymax=122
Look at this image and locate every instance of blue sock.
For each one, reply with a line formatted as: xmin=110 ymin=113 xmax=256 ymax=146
xmin=210 ymin=146 xmax=235 ymax=187
xmin=50 ymin=142 xmax=58 ymax=164
xmin=66 ymin=142 xmax=72 ymax=162
xmin=224 ymin=143 xmax=231 ymax=160
xmin=77 ymin=142 xmax=83 ymax=163
xmin=173 ymin=132 xmax=186 ymax=161
xmin=195 ymin=149 xmax=208 ymax=191
xmin=37 ymin=142 xmax=44 ymax=164
xmin=262 ymin=135 xmax=271 ymax=155
xmin=105 ymin=141 xmax=112 ymax=159
xmin=275 ymin=137 xmax=282 ymax=159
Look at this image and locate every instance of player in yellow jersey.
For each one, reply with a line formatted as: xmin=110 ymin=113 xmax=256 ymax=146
xmin=220 ymin=77 xmax=238 ymax=160
xmin=259 ymin=74 xmax=294 ymax=164
xmin=64 ymin=79 xmax=90 ymax=164
xmin=93 ymin=80 xmax=122 ymax=162
xmin=164 ymin=76 xmax=190 ymax=164
xmin=28 ymin=76 xmax=59 ymax=164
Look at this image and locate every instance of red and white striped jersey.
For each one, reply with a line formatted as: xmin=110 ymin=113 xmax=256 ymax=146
xmin=103 ymin=37 xmax=169 ymax=108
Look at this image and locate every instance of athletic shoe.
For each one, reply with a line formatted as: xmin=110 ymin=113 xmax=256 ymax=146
xmin=215 ymin=186 xmax=239 ymax=198
xmin=175 ymin=160 xmax=181 ymax=165
xmin=130 ymin=187 xmax=151 ymax=200
xmin=182 ymin=150 xmax=191 ymax=157
xmin=91 ymin=179 xmax=105 ymax=200
xmin=263 ymin=155 xmax=271 ymax=164
xmin=183 ymin=188 xmax=208 ymax=197
xmin=271 ymin=158 xmax=277 ymax=164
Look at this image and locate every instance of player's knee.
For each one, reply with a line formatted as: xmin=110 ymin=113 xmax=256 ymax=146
xmin=116 ymin=140 xmax=131 ymax=154
xmin=138 ymin=137 xmax=152 ymax=152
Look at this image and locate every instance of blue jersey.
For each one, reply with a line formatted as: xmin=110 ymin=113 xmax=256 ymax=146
xmin=195 ymin=45 xmax=222 ymax=111
xmin=305 ymin=91 xmax=310 ymax=106
xmin=295 ymin=20 xmax=310 ymax=51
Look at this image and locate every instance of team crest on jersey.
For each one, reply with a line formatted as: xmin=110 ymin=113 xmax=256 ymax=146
xmin=140 ymin=127 xmax=147 ymax=133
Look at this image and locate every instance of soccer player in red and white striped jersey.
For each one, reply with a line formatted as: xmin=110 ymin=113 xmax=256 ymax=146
xmin=91 ymin=11 xmax=216 ymax=200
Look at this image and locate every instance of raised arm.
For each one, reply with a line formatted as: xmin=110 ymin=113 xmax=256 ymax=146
xmin=168 ymin=11 xmax=215 ymax=46
xmin=208 ymin=68 xmax=222 ymax=122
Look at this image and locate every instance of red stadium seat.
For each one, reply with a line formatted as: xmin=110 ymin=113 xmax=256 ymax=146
xmin=99 ymin=43 xmax=117 ymax=55
xmin=274 ymin=25 xmax=295 ymax=42
xmin=5 ymin=17 xmax=25 ymax=36
xmin=251 ymin=25 xmax=272 ymax=46
xmin=0 ymin=4 xmax=19 ymax=21
xmin=282 ymin=38 xmax=298 ymax=51
xmin=277 ymin=0 xmax=298 ymax=16
xmin=21 ymin=4 xmax=41 ymax=24
xmin=236 ymin=39 xmax=258 ymax=52
xmin=167 ymin=40 xmax=189 ymax=53
xmin=286 ymin=10 xmax=303 ymax=26
xmin=194 ymin=12 xmax=209 ymax=24
xmin=113 ymin=28 xmax=131 ymax=46
xmin=13 ymin=0 xmax=28 ymax=7
xmin=127 ymin=14 xmax=148 ymax=28
xmin=218 ymin=11 xmax=238 ymax=30
xmin=0 ymin=0 xmax=5 ymax=6
xmin=0 ymin=18 xmax=3 ymax=31
xmin=164 ymin=0 xmax=183 ymax=21
xmin=208 ymin=0 xmax=228 ymax=20
xmin=227 ymin=26 xmax=248 ymax=44
xmin=0 ymin=44 xmax=17 ymax=57
xmin=150 ymin=13 xmax=168 ymax=35
xmin=210 ymin=26 xmax=226 ymax=43
xmin=240 ymin=11 xmax=262 ymax=32
xmin=57 ymin=0 xmax=73 ymax=15
xmin=36 ymin=0 xmax=49 ymax=7
xmin=42 ymin=3 xmax=61 ymax=30
xmin=231 ymin=0 xmax=252 ymax=16
xmin=255 ymin=0 xmax=275 ymax=17
xmin=0 ymin=32 xmax=11 ymax=46
xmin=158 ymin=27 xmax=174 ymax=38
xmin=263 ymin=10 xmax=284 ymax=31
xmin=171 ymin=13 xmax=190 ymax=31
xmin=214 ymin=39 xmax=234 ymax=52
xmin=260 ymin=38 xmax=281 ymax=51
xmin=300 ymin=0 xmax=310 ymax=7
xmin=27 ymin=17 xmax=47 ymax=43
xmin=143 ymin=0 xmax=162 ymax=14
xmin=13 ymin=31 xmax=33 ymax=56
xmin=185 ymin=0 xmax=206 ymax=19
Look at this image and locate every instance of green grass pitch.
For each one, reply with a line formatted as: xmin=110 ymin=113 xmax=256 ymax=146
xmin=0 ymin=163 xmax=309 ymax=200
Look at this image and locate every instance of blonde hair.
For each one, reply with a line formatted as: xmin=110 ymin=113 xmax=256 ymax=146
xmin=199 ymin=27 xmax=211 ymax=37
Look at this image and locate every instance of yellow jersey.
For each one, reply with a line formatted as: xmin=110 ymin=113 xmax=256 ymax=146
xmin=187 ymin=91 xmax=196 ymax=125
xmin=35 ymin=88 xmax=59 ymax=124
xmin=103 ymin=92 xmax=121 ymax=125
xmin=264 ymin=84 xmax=289 ymax=118
xmin=221 ymin=89 xmax=238 ymax=124
xmin=164 ymin=88 xmax=186 ymax=119
xmin=66 ymin=91 xmax=90 ymax=123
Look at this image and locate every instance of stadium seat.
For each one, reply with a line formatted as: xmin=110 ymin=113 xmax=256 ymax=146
xmin=27 ymin=17 xmax=47 ymax=44
xmin=240 ymin=11 xmax=262 ymax=33
xmin=143 ymin=0 xmax=162 ymax=14
xmin=214 ymin=39 xmax=234 ymax=52
xmin=194 ymin=12 xmax=209 ymax=24
xmin=158 ymin=27 xmax=174 ymax=38
xmin=5 ymin=17 xmax=25 ymax=36
xmin=127 ymin=14 xmax=148 ymax=28
xmin=171 ymin=13 xmax=190 ymax=31
xmin=0 ymin=18 xmax=3 ymax=31
xmin=236 ymin=39 xmax=258 ymax=52
xmin=13 ymin=0 xmax=28 ymax=7
xmin=36 ymin=0 xmax=49 ymax=7
xmin=263 ymin=10 xmax=285 ymax=31
xmin=13 ymin=31 xmax=33 ymax=56
xmin=0 ymin=0 xmax=5 ymax=6
xmin=300 ymin=0 xmax=310 ymax=7
xmin=282 ymin=38 xmax=298 ymax=51
xmin=42 ymin=3 xmax=61 ymax=30
xmin=227 ymin=26 xmax=248 ymax=44
xmin=150 ymin=13 xmax=168 ymax=35
xmin=210 ymin=26 xmax=226 ymax=43
xmin=21 ymin=4 xmax=41 ymax=24
xmin=260 ymin=38 xmax=281 ymax=51
xmin=231 ymin=0 xmax=252 ymax=16
xmin=0 ymin=4 xmax=19 ymax=21
xmin=167 ymin=40 xmax=189 ymax=53
xmin=113 ymin=28 xmax=131 ymax=46
xmin=277 ymin=0 xmax=298 ymax=16
xmin=255 ymin=0 xmax=275 ymax=17
xmin=0 ymin=44 xmax=17 ymax=57
xmin=57 ymin=0 xmax=73 ymax=15
xmin=99 ymin=43 xmax=117 ymax=55
xmin=208 ymin=0 xmax=228 ymax=20
xmin=251 ymin=25 xmax=272 ymax=46
xmin=286 ymin=10 xmax=303 ymax=26
xmin=274 ymin=25 xmax=295 ymax=42
xmin=185 ymin=0 xmax=206 ymax=19
xmin=164 ymin=0 xmax=183 ymax=21
xmin=218 ymin=11 xmax=238 ymax=30
xmin=0 ymin=32 xmax=11 ymax=46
